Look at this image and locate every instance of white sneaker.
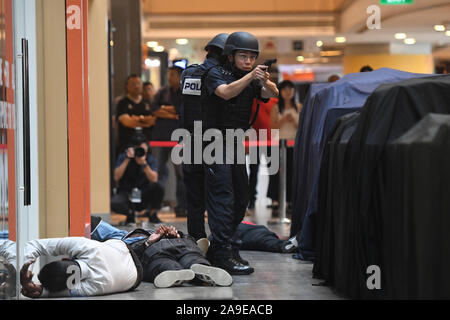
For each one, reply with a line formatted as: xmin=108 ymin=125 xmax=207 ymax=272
xmin=153 ymin=269 xmax=195 ymax=288
xmin=196 ymin=238 xmax=210 ymax=256
xmin=190 ymin=264 xmax=233 ymax=287
xmin=282 ymin=236 xmax=299 ymax=253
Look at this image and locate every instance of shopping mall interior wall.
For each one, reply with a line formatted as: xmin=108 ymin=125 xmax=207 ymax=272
xmin=343 ymin=54 xmax=434 ymax=74
xmin=110 ymin=0 xmax=142 ymax=101
xmin=36 ymin=0 xmax=69 ymax=238
xmin=142 ymin=0 xmax=346 ymax=14
xmin=88 ymin=0 xmax=111 ymax=216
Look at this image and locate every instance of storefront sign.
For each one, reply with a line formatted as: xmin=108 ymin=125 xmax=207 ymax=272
xmin=380 ymin=0 xmax=414 ymax=5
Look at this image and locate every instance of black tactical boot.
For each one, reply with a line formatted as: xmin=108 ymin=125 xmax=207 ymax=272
xmin=212 ymin=257 xmax=254 ymax=275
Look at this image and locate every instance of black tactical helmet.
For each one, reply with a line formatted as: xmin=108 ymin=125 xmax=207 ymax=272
xmin=223 ymin=32 xmax=260 ymax=57
xmin=205 ymin=33 xmax=229 ymax=51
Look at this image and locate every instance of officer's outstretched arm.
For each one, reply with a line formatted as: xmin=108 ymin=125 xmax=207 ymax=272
xmin=215 ymin=67 xmax=262 ymax=101
xmin=261 ymin=80 xmax=279 ymax=99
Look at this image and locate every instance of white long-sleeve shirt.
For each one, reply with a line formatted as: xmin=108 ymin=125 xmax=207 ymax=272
xmin=0 ymin=240 xmax=17 ymax=267
xmin=24 ymin=237 xmax=138 ymax=298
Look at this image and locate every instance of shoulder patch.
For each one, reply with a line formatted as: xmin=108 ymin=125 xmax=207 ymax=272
xmin=222 ymin=69 xmax=233 ymax=77
xmin=182 ymin=78 xmax=202 ymax=96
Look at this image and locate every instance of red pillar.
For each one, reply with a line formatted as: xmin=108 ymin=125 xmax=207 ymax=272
xmin=66 ymin=0 xmax=91 ymax=238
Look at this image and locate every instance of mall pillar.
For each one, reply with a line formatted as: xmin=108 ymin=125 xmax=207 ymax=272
xmin=66 ymin=0 xmax=91 ymax=237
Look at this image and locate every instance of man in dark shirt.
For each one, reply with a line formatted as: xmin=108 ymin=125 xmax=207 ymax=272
xmin=112 ymin=132 xmax=164 ymax=224
xmin=115 ymin=75 xmax=156 ymax=153
xmin=151 ymin=66 xmax=187 ymax=217
xmin=143 ymin=81 xmax=155 ymax=103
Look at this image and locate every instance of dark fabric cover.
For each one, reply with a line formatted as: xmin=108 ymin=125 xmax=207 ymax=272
xmin=291 ymin=69 xmax=425 ymax=261
xmin=381 ymin=114 xmax=450 ymax=299
xmin=313 ymin=74 xmax=450 ymax=299
xmin=312 ymin=112 xmax=361 ymax=285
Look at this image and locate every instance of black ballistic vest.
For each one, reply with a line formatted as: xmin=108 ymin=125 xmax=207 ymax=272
xmin=181 ymin=64 xmax=215 ymax=133
xmin=206 ymin=67 xmax=260 ymax=131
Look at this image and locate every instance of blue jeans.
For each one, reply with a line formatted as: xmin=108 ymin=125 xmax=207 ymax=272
xmin=91 ymin=220 xmax=146 ymax=245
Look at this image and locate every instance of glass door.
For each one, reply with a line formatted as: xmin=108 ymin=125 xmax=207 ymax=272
xmin=0 ymin=0 xmax=38 ymax=300
xmin=0 ymin=0 xmax=18 ymax=300
xmin=13 ymin=0 xmax=40 ymax=300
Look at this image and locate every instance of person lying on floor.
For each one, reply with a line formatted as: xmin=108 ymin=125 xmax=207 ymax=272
xmin=91 ymin=217 xmax=298 ymax=256
xmin=237 ymin=221 xmax=299 ymax=254
xmin=90 ymin=217 xmax=232 ymax=289
xmin=20 ymin=236 xmax=143 ymax=298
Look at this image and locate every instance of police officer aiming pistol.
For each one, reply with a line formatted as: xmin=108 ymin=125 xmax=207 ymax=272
xmin=203 ymin=31 xmax=279 ymax=275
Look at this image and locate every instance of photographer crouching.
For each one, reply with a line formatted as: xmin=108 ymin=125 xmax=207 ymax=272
xmin=112 ymin=129 xmax=164 ymax=224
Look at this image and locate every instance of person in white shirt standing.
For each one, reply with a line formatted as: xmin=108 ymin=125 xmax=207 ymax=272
xmin=20 ymin=237 xmax=143 ymax=298
xmin=268 ymin=80 xmax=302 ymax=212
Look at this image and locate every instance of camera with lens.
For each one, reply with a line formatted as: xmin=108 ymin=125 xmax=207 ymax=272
xmin=134 ymin=146 xmax=146 ymax=158
xmin=129 ymin=127 xmax=148 ymax=158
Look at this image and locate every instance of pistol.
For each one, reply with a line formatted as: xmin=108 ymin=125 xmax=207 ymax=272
xmin=263 ymin=59 xmax=278 ymax=72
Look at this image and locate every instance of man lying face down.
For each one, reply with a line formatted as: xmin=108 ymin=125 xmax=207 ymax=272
xmin=96 ymin=223 xmax=233 ymax=289
xmin=20 ymin=224 xmax=232 ymax=298
xmin=20 ymin=236 xmax=143 ymax=298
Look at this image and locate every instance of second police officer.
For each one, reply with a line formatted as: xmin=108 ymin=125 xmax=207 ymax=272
xmin=180 ymin=33 xmax=230 ymax=241
xmin=203 ymin=32 xmax=279 ymax=275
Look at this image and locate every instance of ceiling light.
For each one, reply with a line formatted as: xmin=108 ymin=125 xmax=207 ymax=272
xmin=145 ymin=58 xmax=161 ymax=68
xmin=154 ymin=46 xmax=165 ymax=52
xmin=404 ymin=38 xmax=416 ymax=45
xmin=316 ymin=40 xmax=323 ymax=47
xmin=147 ymin=41 xmax=158 ymax=48
xmin=434 ymin=25 xmax=446 ymax=32
xmin=395 ymin=33 xmax=407 ymax=40
xmin=446 ymin=30 xmax=450 ymax=37
xmin=296 ymin=56 xmax=304 ymax=62
xmin=176 ymin=38 xmax=189 ymax=45
xmin=335 ymin=36 xmax=346 ymax=43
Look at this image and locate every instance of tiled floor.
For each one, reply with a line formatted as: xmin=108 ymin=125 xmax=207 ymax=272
xmin=39 ymin=166 xmax=343 ymax=300
xmin=55 ymin=200 xmax=343 ymax=301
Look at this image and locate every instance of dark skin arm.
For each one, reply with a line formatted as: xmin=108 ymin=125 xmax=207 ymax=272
xmin=153 ymin=107 xmax=179 ymax=120
xmin=118 ymin=114 xmax=143 ymax=129
xmin=145 ymin=225 xmax=181 ymax=246
xmin=114 ymin=148 xmax=134 ymax=183
xmin=139 ymin=115 xmax=157 ymax=127
xmin=161 ymin=106 xmax=176 ymax=114
xmin=20 ymin=259 xmax=43 ymax=298
xmin=163 ymin=226 xmax=181 ymax=239
xmin=134 ymin=153 xmax=158 ymax=183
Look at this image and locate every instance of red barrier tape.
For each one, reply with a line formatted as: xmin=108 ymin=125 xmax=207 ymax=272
xmin=149 ymin=141 xmax=179 ymax=148
xmin=148 ymin=140 xmax=295 ymax=148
